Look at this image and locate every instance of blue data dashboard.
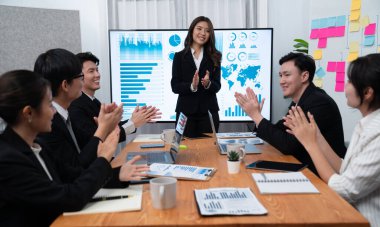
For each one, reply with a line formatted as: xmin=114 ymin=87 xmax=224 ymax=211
xmin=109 ymin=29 xmax=273 ymax=122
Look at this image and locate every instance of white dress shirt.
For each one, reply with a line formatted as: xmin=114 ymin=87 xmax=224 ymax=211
xmin=31 ymin=143 xmax=53 ymax=181
xmin=329 ymin=108 xmax=380 ymax=226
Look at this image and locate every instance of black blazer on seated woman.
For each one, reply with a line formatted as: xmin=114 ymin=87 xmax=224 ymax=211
xmin=0 ymin=127 xmax=122 ymax=227
xmin=171 ymin=49 xmax=221 ymax=115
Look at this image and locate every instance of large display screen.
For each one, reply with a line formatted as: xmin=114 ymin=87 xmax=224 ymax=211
xmin=109 ymin=29 xmax=273 ymax=122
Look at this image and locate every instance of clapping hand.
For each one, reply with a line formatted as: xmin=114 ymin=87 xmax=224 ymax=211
xmin=119 ymin=156 xmax=150 ymax=181
xmin=201 ymin=70 xmax=210 ymax=88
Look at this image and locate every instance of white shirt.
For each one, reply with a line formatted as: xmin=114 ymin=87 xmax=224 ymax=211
xmin=53 ymin=101 xmax=69 ymax=122
xmin=82 ymin=92 xmax=136 ymax=135
xmin=31 ymin=143 xmax=53 ymax=181
xmin=190 ymin=47 xmax=211 ymax=92
xmin=329 ymin=109 xmax=380 ymax=226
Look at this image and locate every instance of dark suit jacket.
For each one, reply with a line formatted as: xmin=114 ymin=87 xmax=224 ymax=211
xmin=257 ymin=83 xmax=347 ymax=175
xmin=69 ymin=92 xmax=128 ymax=149
xmin=171 ymin=49 xmax=221 ymax=114
xmin=0 ymin=127 xmax=114 ymax=227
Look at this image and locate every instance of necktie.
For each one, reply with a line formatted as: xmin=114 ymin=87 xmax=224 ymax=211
xmin=66 ymin=117 xmax=81 ymax=154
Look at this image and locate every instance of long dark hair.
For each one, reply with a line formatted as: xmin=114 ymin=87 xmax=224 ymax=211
xmin=0 ymin=70 xmax=50 ymax=126
xmin=347 ymin=53 xmax=380 ymax=110
xmin=183 ymin=16 xmax=222 ymax=66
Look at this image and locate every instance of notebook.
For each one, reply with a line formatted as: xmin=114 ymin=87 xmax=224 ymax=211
xmin=252 ymin=172 xmax=319 ymax=194
xmin=207 ymin=111 xmax=263 ymax=154
xmin=126 ymin=112 xmax=187 ymax=164
xmin=147 ymin=163 xmax=216 ymax=181
xmin=63 ymin=185 xmax=143 ymax=215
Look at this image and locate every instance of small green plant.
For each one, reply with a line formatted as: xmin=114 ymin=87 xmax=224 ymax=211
xmin=293 ymin=39 xmax=309 ymax=54
xmin=227 ymin=150 xmax=240 ymax=162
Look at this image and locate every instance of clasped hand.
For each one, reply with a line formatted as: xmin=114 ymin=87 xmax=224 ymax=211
xmin=192 ymin=70 xmax=210 ymax=89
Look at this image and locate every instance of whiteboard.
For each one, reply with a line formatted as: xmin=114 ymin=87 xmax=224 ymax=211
xmin=309 ymin=0 xmax=380 ymax=142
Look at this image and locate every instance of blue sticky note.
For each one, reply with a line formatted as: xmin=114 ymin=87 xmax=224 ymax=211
xmin=327 ymin=17 xmax=337 ymax=27
xmin=316 ymin=67 xmax=326 ymax=78
xmin=336 ymin=15 xmax=346 ymax=26
xmin=364 ymin=35 xmax=375 ymax=46
xmin=319 ymin=18 xmax=328 ymax=28
xmin=311 ymin=19 xmax=320 ymax=29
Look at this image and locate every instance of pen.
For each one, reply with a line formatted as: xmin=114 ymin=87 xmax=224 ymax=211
xmin=90 ymin=195 xmax=130 ymax=202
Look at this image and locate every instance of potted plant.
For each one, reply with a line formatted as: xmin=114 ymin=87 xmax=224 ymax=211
xmin=227 ymin=150 xmax=241 ymax=174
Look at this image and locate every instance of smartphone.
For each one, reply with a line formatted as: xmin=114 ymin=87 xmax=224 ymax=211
xmin=246 ymin=160 xmax=307 ymax=172
xmin=140 ymin=143 xmax=165 ymax=149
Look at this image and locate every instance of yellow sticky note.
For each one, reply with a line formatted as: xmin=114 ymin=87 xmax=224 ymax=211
xmin=350 ymin=9 xmax=360 ymax=21
xmin=350 ymin=21 xmax=360 ymax=32
xmin=351 ymin=0 xmax=361 ymax=11
xmin=349 ymin=41 xmax=360 ymax=52
xmin=313 ymin=78 xmax=323 ymax=88
xmin=360 ymin=16 xmax=369 ymax=27
xmin=313 ymin=49 xmax=323 ymax=60
xmin=347 ymin=52 xmax=359 ymax=62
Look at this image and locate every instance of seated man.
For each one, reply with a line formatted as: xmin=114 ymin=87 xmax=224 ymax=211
xmin=235 ymin=52 xmax=346 ymax=175
xmin=69 ymin=52 xmax=161 ymax=149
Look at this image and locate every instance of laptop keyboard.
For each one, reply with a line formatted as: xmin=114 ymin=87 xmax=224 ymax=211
xmin=146 ymin=152 xmax=167 ymax=163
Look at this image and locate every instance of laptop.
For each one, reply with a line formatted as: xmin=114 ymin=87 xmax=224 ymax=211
xmin=207 ymin=111 xmax=263 ymax=154
xmin=126 ymin=112 xmax=188 ymax=165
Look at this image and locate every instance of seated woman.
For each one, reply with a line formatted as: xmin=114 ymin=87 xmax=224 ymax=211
xmin=284 ymin=54 xmax=380 ymax=226
xmin=0 ymin=70 xmax=149 ymax=227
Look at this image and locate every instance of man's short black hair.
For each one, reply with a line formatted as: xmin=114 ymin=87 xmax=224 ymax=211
xmin=279 ymin=52 xmax=316 ymax=82
xmin=76 ymin=52 xmax=99 ymax=66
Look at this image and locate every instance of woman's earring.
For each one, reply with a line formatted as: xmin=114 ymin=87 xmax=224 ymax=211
xmin=28 ymin=117 xmax=32 ymax=123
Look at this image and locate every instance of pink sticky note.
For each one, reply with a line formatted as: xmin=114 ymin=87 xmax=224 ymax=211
xmin=335 ymin=26 xmax=346 ymax=37
xmin=364 ymin=23 xmax=376 ymax=35
xmin=336 ymin=62 xmax=346 ymax=72
xmin=327 ymin=27 xmax=336 ymax=37
xmin=318 ymin=38 xmax=327 ymax=48
xmin=336 ymin=72 xmax=345 ymax=82
xmin=310 ymin=29 xmax=320 ymax=39
xmin=319 ymin=28 xmax=328 ymax=38
xmin=335 ymin=81 xmax=345 ymax=92
xmin=327 ymin=61 xmax=337 ymax=72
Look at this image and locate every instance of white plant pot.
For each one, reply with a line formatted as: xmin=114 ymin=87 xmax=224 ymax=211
xmin=227 ymin=160 xmax=241 ymax=174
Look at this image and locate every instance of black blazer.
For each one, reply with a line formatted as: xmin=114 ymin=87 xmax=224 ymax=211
xmin=257 ymin=83 xmax=347 ymax=174
xmin=0 ymin=127 xmax=113 ymax=227
xmin=171 ymin=49 xmax=221 ymax=114
xmin=69 ymin=92 xmax=128 ymax=149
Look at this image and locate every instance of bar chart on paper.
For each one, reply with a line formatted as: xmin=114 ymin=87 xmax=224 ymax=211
xmin=194 ymin=188 xmax=267 ymax=216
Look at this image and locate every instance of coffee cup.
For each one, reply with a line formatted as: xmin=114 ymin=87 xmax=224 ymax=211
xmin=226 ymin=143 xmax=246 ymax=160
xmin=150 ymin=177 xmax=177 ymax=209
xmin=160 ymin=129 xmax=175 ymax=144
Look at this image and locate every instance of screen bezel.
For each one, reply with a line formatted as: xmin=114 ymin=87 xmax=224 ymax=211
xmin=246 ymin=160 xmax=307 ymax=172
xmin=108 ymin=28 xmax=273 ymax=123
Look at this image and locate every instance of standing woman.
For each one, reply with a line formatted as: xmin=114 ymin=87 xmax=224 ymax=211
xmin=0 ymin=70 xmax=148 ymax=227
xmin=171 ymin=16 xmax=222 ymax=137
xmin=284 ymin=53 xmax=380 ymax=226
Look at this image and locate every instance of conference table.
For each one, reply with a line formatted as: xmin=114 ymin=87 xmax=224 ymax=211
xmin=52 ymin=136 xmax=369 ymax=226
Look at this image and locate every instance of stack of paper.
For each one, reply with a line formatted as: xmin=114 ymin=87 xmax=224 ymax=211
xmin=147 ymin=163 xmax=216 ymax=181
xmin=194 ymin=188 xmax=267 ymax=216
xmin=252 ymin=172 xmax=319 ymax=194
xmin=63 ymin=185 xmax=143 ymax=215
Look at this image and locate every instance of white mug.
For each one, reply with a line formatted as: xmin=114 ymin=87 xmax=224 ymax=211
xmin=160 ymin=129 xmax=175 ymax=144
xmin=226 ymin=143 xmax=246 ymax=160
xmin=150 ymin=177 xmax=177 ymax=209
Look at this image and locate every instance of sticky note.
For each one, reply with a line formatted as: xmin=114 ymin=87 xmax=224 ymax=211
xmin=364 ymin=23 xmax=376 ymax=35
xmin=349 ymin=41 xmax=360 ymax=52
xmin=313 ymin=78 xmax=323 ymax=88
xmin=336 ymin=15 xmax=346 ymax=27
xmin=318 ymin=38 xmax=327 ymax=48
xmin=327 ymin=17 xmax=337 ymax=27
xmin=310 ymin=29 xmax=320 ymax=39
xmin=336 ymin=62 xmax=346 ymax=73
xmin=350 ymin=21 xmax=360 ymax=32
xmin=360 ymin=16 xmax=369 ymax=27
xmin=349 ymin=10 xmax=360 ymax=21
xmin=351 ymin=0 xmax=361 ymax=11
xmin=313 ymin=49 xmax=323 ymax=60
xmin=335 ymin=26 xmax=346 ymax=37
xmin=315 ymin=67 xmax=326 ymax=78
xmin=320 ymin=18 xmax=328 ymax=28
xmin=319 ymin=28 xmax=328 ymax=38
xmin=335 ymin=81 xmax=345 ymax=92
xmin=336 ymin=72 xmax=345 ymax=82
xmin=363 ymin=35 xmax=375 ymax=46
xmin=347 ymin=52 xmax=359 ymax=62
xmin=311 ymin=19 xmax=320 ymax=29
xmin=327 ymin=62 xmax=337 ymax=72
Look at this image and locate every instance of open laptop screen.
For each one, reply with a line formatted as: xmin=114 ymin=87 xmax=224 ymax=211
xmin=170 ymin=112 xmax=187 ymax=154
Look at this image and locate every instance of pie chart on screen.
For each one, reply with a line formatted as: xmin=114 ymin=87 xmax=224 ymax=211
xmin=169 ymin=34 xmax=181 ymax=47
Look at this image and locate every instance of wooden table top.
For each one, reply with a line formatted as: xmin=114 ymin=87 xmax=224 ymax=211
xmin=52 ymin=137 xmax=369 ymax=227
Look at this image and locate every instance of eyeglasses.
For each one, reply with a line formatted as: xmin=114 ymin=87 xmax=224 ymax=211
xmin=71 ymin=72 xmax=84 ymax=80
